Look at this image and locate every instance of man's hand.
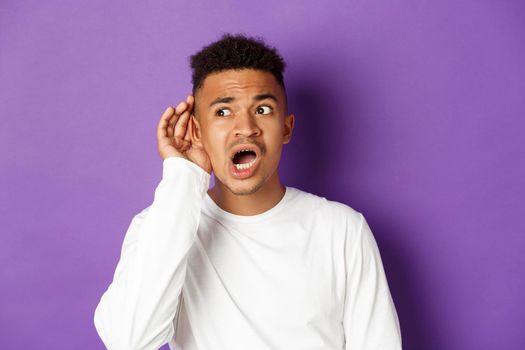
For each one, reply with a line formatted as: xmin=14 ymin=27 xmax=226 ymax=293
xmin=157 ymin=95 xmax=212 ymax=174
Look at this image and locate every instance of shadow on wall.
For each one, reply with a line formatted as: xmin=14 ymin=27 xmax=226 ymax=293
xmin=280 ymin=58 xmax=366 ymax=201
xmin=372 ymin=216 xmax=432 ymax=349
xmin=280 ymin=54 xmax=435 ymax=349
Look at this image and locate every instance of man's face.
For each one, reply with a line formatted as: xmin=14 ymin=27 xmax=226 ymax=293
xmin=192 ymin=69 xmax=294 ymax=195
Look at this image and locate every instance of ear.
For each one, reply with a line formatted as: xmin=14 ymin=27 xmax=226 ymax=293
xmin=283 ymin=113 xmax=295 ymax=144
xmin=190 ymin=114 xmax=204 ymax=148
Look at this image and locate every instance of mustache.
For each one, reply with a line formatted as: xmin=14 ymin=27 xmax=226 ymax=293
xmin=229 ymin=138 xmax=266 ymax=155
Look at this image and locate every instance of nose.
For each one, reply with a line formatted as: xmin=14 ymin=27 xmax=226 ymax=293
xmin=234 ymin=110 xmax=261 ymax=138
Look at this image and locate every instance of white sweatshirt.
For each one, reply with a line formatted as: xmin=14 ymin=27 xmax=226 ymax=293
xmin=94 ymin=157 xmax=402 ymax=350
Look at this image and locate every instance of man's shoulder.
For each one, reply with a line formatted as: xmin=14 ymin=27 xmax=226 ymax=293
xmin=286 ymin=186 xmax=363 ymax=225
xmin=134 ymin=205 xmax=152 ymax=219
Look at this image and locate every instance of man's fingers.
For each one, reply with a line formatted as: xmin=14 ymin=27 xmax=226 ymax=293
xmin=167 ymin=118 xmax=174 ymax=138
xmin=184 ymin=115 xmax=193 ymax=143
xmin=186 ymin=95 xmax=194 ymax=114
xmin=186 ymin=95 xmax=194 ymax=107
xmin=157 ymin=97 xmax=193 ymax=143
xmin=174 ymin=101 xmax=188 ymax=115
xmin=157 ymin=106 xmax=174 ymax=140
xmin=172 ymin=98 xmax=193 ymax=127
xmin=174 ymin=109 xmax=191 ymax=140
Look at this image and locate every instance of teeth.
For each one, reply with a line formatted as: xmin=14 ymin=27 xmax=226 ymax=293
xmin=234 ymin=158 xmax=256 ymax=171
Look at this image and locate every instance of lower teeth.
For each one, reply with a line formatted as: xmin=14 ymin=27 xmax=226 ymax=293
xmin=235 ymin=161 xmax=255 ymax=170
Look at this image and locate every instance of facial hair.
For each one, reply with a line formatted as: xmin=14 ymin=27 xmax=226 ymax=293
xmin=223 ymin=137 xmax=267 ymax=196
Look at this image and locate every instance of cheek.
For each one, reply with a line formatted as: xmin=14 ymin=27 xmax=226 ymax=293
xmin=262 ymin=128 xmax=285 ymax=161
xmin=265 ymin=122 xmax=286 ymax=144
xmin=203 ymin=126 xmax=229 ymax=162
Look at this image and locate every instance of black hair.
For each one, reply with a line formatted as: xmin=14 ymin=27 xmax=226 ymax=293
xmin=189 ymin=33 xmax=287 ymax=97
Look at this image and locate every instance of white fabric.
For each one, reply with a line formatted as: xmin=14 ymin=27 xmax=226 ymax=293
xmin=94 ymin=157 xmax=402 ymax=350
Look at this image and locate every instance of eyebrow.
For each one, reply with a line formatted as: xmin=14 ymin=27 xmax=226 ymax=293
xmin=209 ymin=93 xmax=278 ymax=107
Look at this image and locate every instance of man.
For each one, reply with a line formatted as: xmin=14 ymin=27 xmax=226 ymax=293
xmin=94 ymin=33 xmax=402 ymax=350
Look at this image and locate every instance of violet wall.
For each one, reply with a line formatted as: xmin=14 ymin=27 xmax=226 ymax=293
xmin=1 ymin=1 xmax=524 ymax=349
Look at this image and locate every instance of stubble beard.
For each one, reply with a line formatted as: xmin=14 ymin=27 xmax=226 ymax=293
xmin=223 ymin=139 xmax=269 ymax=196
xmin=229 ymin=182 xmax=264 ymax=196
xmin=226 ymin=174 xmax=267 ymax=196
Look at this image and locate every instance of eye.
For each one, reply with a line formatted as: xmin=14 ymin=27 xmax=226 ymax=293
xmin=256 ymin=105 xmax=273 ymax=115
xmin=215 ymin=108 xmax=232 ymax=117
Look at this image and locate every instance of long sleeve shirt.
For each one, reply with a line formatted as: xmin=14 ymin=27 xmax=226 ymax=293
xmin=94 ymin=156 xmax=402 ymax=350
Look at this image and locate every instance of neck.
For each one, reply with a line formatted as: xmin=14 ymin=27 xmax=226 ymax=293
xmin=207 ymin=171 xmax=286 ymax=216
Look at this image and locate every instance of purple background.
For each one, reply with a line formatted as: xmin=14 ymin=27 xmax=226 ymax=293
xmin=1 ymin=1 xmax=524 ymax=349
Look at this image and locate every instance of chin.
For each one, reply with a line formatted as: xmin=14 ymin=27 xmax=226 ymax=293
xmin=227 ymin=178 xmax=265 ymax=196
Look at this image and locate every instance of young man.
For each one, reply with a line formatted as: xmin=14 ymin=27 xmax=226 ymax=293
xmin=94 ymin=33 xmax=402 ymax=350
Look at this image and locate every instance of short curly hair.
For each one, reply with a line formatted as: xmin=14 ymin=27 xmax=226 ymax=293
xmin=189 ymin=33 xmax=287 ymax=97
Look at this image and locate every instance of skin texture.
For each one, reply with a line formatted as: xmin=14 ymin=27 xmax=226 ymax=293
xmin=157 ymin=69 xmax=295 ymax=215
xmin=157 ymin=96 xmax=211 ymax=173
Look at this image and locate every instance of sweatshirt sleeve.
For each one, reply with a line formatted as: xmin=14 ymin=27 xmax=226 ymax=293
xmin=342 ymin=213 xmax=402 ymax=350
xmin=93 ymin=157 xmax=210 ymax=350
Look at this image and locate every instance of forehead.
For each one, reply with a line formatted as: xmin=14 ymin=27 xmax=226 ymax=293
xmin=196 ymin=69 xmax=283 ymax=103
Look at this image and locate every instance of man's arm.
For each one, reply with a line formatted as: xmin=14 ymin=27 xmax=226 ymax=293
xmin=342 ymin=213 xmax=402 ymax=349
xmin=94 ymin=96 xmax=211 ymax=349
xmin=93 ymin=156 xmax=210 ymax=350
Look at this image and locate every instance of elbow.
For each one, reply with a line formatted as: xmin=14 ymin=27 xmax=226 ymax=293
xmin=93 ymin=302 xmax=122 ymax=350
xmin=93 ymin=299 xmax=173 ymax=350
xmin=93 ymin=300 xmax=139 ymax=350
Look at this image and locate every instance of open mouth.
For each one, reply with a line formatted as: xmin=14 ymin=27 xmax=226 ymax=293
xmin=232 ymin=149 xmax=257 ymax=170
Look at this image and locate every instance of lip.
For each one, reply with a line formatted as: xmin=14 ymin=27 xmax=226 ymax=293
xmin=229 ymin=144 xmax=261 ymax=180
